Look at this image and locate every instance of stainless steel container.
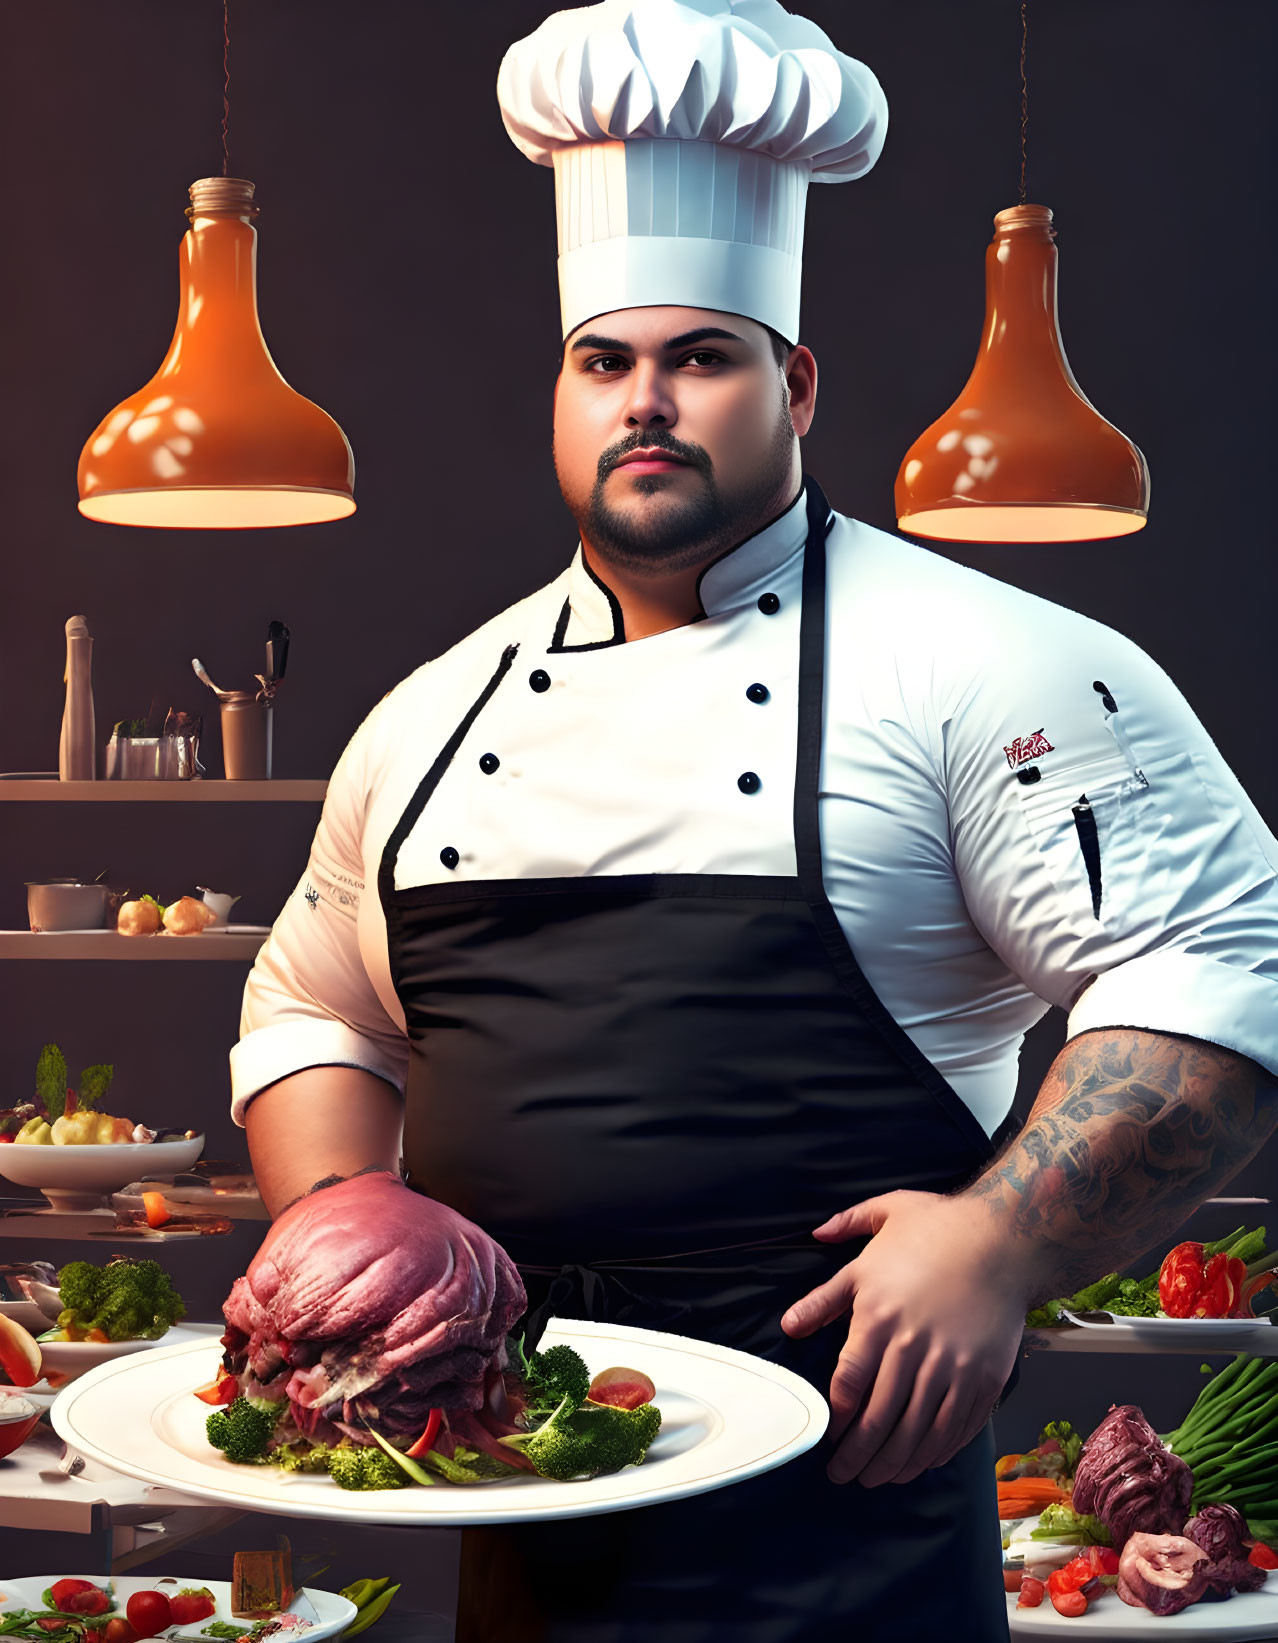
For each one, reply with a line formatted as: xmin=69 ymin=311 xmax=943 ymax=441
xmin=25 ymin=880 xmax=114 ymax=932
xmin=105 ymin=734 xmax=201 ymax=780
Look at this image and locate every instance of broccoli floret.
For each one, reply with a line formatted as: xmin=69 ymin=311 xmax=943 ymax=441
xmin=207 ymin=1396 xmax=283 ymax=1463
xmin=506 ymin=1334 xmax=592 ymax=1413
xmin=326 ymin=1443 xmax=410 ymax=1491
xmin=502 ymin=1397 xmax=661 ymax=1482
xmin=56 ymin=1257 xmax=186 ymax=1341
xmin=269 ymin=1442 xmax=334 ymax=1474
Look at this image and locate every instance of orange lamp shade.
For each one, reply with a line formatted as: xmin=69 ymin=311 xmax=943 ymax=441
xmin=77 ymin=177 xmax=355 ymax=529
xmin=895 ymin=204 xmax=1148 ymax=544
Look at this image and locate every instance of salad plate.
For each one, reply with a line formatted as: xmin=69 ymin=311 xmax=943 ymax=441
xmin=1007 ymin=1570 xmax=1278 ymax=1638
xmin=0 ymin=1575 xmax=356 ymax=1641
xmin=52 ymin=1316 xmax=829 ymax=1525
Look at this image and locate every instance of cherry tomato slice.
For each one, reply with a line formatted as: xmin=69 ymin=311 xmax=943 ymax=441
xmin=1050 ymin=1588 xmax=1089 ymax=1617
xmin=1017 ymin=1576 xmax=1046 ymax=1608
xmin=1249 ymin=1542 xmax=1278 ymax=1569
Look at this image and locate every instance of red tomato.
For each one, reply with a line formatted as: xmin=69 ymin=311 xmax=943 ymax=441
xmin=50 ymin=1580 xmax=110 ymax=1615
xmin=168 ymin=1589 xmax=217 ymax=1625
xmin=1159 ymin=1241 xmax=1205 ymax=1318
xmin=1047 ymin=1557 xmax=1092 ymax=1596
xmin=104 ymin=1619 xmax=139 ymax=1643
xmin=125 ymin=1591 xmax=172 ymax=1638
xmin=1085 ymin=1545 xmax=1120 ymax=1577
xmin=1050 ymin=1588 xmax=1089 ymax=1617
xmin=1249 ymin=1542 xmax=1278 ymax=1569
xmin=1193 ymin=1252 xmax=1244 ymax=1318
xmin=586 ymin=1366 xmax=656 ymax=1410
xmin=1017 ymin=1576 xmax=1046 ymax=1608
xmin=0 ymin=1133 xmax=14 ymax=1142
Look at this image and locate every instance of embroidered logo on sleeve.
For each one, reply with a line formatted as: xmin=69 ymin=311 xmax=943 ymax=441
xmin=302 ymin=863 xmax=362 ymax=918
xmin=1003 ymin=729 xmax=1055 ymax=769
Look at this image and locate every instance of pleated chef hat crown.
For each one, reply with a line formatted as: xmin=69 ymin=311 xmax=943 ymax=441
xmin=497 ymin=0 xmax=888 ymax=343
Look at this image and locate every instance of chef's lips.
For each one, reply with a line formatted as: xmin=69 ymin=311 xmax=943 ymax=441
xmin=599 ymin=431 xmax=711 ymax=482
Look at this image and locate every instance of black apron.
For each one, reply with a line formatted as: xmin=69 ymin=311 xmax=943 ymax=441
xmin=378 ymin=479 xmax=1015 ymax=1642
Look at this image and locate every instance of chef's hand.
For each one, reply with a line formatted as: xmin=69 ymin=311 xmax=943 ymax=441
xmin=780 ymin=1190 xmax=1029 ymax=1488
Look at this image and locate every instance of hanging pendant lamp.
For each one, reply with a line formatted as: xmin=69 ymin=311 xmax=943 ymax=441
xmin=894 ymin=7 xmax=1148 ymax=544
xmin=77 ymin=176 xmax=355 ymax=529
xmin=76 ymin=5 xmax=354 ymax=529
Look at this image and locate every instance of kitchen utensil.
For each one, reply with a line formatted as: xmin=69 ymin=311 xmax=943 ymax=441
xmin=25 ymin=880 xmax=118 ymax=932
xmin=219 ymin=692 xmax=272 ymax=778
xmin=196 ymin=886 xmax=241 ymax=925
xmin=191 ymin=657 xmax=233 ymax=699
xmin=105 ymin=734 xmax=203 ymax=779
xmin=265 ymin=618 xmax=290 ymax=681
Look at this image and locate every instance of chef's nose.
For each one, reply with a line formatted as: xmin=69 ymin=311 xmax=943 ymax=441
xmin=622 ymin=359 xmax=678 ymax=430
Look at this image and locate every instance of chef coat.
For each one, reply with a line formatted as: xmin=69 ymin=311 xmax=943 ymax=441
xmin=230 ymin=486 xmax=1278 ymax=1129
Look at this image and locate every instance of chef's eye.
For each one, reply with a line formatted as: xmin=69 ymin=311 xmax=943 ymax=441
xmin=585 ymin=354 xmax=630 ymax=374
xmin=681 ymin=350 xmax=725 ymax=368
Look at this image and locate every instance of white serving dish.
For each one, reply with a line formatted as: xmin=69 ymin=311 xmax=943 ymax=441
xmin=0 ymin=1575 xmax=356 ymax=1642
xmin=0 ymin=1298 xmax=55 ymax=1334
xmin=0 ymin=1134 xmax=204 ymax=1210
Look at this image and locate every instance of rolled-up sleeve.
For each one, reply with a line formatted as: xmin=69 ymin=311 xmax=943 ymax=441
xmin=943 ymin=604 xmax=1278 ymax=1079
xmin=229 ymin=701 xmax=409 ymax=1125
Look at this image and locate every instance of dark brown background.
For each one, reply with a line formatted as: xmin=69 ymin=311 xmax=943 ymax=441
xmin=1 ymin=0 xmax=1275 ymax=1595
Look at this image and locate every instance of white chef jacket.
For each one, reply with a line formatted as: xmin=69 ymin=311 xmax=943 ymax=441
xmin=230 ymin=487 xmax=1278 ymax=1139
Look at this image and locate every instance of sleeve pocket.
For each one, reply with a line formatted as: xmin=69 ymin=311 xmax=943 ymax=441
xmin=1017 ymin=749 xmax=1276 ymax=938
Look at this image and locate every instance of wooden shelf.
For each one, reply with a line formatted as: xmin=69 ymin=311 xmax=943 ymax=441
xmin=0 ymin=1204 xmax=234 ymax=1240
xmin=0 ymin=929 xmax=270 ymax=960
xmin=0 ymin=779 xmax=326 ymax=801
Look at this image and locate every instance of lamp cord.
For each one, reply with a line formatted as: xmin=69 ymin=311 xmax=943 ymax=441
xmin=221 ymin=0 xmax=231 ymax=177
xmin=1018 ymin=0 xmax=1029 ymax=206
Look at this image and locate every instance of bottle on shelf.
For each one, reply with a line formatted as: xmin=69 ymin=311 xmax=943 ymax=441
xmin=58 ymin=615 xmax=96 ymax=781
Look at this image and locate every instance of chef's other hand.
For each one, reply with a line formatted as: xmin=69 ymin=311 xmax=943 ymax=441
xmin=780 ymin=1190 xmax=1026 ymax=1488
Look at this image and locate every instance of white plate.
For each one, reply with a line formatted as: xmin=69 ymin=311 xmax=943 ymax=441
xmin=52 ymin=1316 xmax=829 ymax=1525
xmin=0 ymin=1135 xmax=205 ymax=1207
xmin=1060 ymin=1310 xmax=1278 ymax=1348
xmin=1007 ymin=1572 xmax=1278 ymax=1638
xmin=0 ymin=1574 xmax=356 ymax=1641
xmin=0 ymin=1298 xmax=53 ymax=1334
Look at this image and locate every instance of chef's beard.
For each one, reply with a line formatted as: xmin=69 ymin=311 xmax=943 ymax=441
xmin=556 ymin=392 xmax=798 ymax=574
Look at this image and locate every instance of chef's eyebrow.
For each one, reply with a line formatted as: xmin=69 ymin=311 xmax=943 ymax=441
xmin=568 ymin=326 xmax=750 ymax=354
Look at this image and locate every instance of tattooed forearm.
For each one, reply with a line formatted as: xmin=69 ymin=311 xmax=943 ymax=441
xmin=963 ymin=1028 xmax=1278 ymax=1301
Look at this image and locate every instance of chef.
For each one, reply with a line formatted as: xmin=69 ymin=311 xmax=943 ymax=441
xmin=230 ymin=2 xmax=1278 ymax=1639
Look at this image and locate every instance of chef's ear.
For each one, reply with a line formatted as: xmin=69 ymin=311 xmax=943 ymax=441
xmin=786 ymin=345 xmax=818 ymax=438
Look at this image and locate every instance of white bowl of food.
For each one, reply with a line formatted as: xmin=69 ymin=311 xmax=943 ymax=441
xmin=35 ymin=1333 xmax=163 ymax=1386
xmin=0 ymin=1134 xmax=205 ymax=1210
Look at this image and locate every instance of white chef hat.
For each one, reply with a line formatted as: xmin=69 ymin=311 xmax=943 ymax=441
xmin=497 ymin=0 xmax=888 ymax=343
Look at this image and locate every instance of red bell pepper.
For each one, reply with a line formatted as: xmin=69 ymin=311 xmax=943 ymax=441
xmin=406 ymin=1407 xmax=442 ymax=1459
xmin=193 ymin=1365 xmax=239 ymax=1405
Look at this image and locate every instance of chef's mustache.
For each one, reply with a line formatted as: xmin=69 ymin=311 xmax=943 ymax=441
xmin=598 ymin=432 xmax=712 ymax=481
